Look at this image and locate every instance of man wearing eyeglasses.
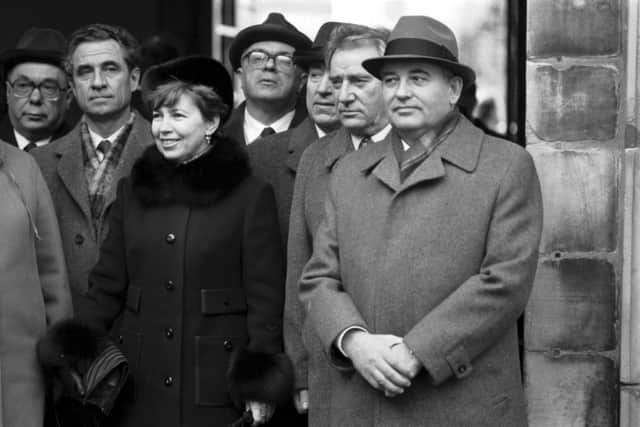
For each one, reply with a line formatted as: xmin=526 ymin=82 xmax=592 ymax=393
xmin=225 ymin=13 xmax=311 ymax=145
xmin=0 ymin=28 xmax=74 ymax=151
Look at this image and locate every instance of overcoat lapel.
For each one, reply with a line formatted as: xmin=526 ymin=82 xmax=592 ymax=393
xmin=323 ymin=127 xmax=352 ymax=170
xmin=55 ymin=125 xmax=92 ymax=224
xmin=285 ymin=118 xmax=316 ymax=172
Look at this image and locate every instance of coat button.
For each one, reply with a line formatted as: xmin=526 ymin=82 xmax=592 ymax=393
xmin=74 ymin=233 xmax=84 ymax=245
xmin=223 ymin=340 xmax=233 ymax=352
xmin=166 ymin=280 xmax=175 ymax=291
xmin=118 ymin=335 xmax=124 ymax=344
xmin=164 ymin=376 xmax=173 ymax=386
xmin=165 ymin=328 xmax=174 ymax=339
xmin=165 ymin=233 xmax=176 ymax=243
xmin=458 ymin=365 xmax=467 ymax=374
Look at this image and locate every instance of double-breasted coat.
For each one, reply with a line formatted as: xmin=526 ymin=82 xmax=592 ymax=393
xmin=284 ymin=127 xmax=353 ymax=403
xmin=31 ymin=115 xmax=152 ymax=308
xmin=0 ymin=141 xmax=72 ymax=427
xmin=300 ymin=117 xmax=543 ymax=426
xmin=248 ymin=117 xmax=319 ymax=246
xmin=76 ymin=138 xmax=285 ymax=427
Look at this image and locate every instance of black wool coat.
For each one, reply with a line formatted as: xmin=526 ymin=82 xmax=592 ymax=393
xmin=77 ymin=137 xmax=285 ymax=427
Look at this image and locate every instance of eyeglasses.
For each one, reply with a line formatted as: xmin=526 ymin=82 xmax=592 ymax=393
xmin=7 ymin=79 xmax=66 ymax=101
xmin=241 ymin=50 xmax=294 ymax=71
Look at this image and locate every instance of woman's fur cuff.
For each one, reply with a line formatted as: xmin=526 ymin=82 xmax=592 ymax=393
xmin=227 ymin=349 xmax=294 ymax=407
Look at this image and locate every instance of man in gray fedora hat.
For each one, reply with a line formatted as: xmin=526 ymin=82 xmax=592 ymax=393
xmin=224 ymin=12 xmax=311 ymax=145
xmin=0 ymin=28 xmax=74 ymax=150
xmin=299 ymin=16 xmax=543 ymax=426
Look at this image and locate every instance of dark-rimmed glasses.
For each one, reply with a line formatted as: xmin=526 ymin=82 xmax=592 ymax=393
xmin=7 ymin=79 xmax=66 ymax=101
xmin=241 ymin=50 xmax=294 ymax=71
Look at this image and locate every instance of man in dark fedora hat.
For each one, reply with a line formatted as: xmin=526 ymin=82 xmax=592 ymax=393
xmin=0 ymin=28 xmax=74 ymax=150
xmin=224 ymin=12 xmax=311 ymax=145
xmin=285 ymin=23 xmax=391 ymax=424
xmin=299 ymin=16 xmax=542 ymax=426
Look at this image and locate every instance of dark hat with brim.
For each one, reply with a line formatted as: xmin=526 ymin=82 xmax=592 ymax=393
xmin=362 ymin=16 xmax=475 ymax=88
xmin=1 ymin=28 xmax=67 ymax=74
xmin=229 ymin=12 xmax=311 ymax=70
xmin=141 ymin=56 xmax=234 ymax=122
xmin=293 ymin=21 xmax=343 ymax=69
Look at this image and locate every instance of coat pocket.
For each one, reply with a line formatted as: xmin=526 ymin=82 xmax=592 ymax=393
xmin=201 ymin=288 xmax=247 ymax=315
xmin=195 ymin=334 xmax=245 ymax=406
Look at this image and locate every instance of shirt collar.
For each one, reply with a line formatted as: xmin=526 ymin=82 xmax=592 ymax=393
xmin=87 ymin=124 xmax=127 ymax=149
xmin=13 ymin=130 xmax=51 ymax=150
xmin=350 ymin=123 xmax=392 ymax=150
xmin=314 ymin=124 xmax=326 ymax=139
xmin=244 ymin=108 xmax=296 ymax=144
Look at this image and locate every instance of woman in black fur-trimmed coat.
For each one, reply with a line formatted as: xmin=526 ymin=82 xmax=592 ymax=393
xmin=68 ymin=57 xmax=290 ymax=427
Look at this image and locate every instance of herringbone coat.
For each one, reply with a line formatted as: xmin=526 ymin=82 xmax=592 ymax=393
xmin=31 ymin=115 xmax=152 ymax=307
xmin=300 ymin=117 xmax=542 ymax=426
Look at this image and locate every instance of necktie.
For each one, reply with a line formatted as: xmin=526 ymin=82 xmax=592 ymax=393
xmin=97 ymin=140 xmax=111 ymax=162
xmin=358 ymin=136 xmax=372 ymax=150
xmin=260 ymin=127 xmax=276 ymax=137
xmin=23 ymin=142 xmax=38 ymax=152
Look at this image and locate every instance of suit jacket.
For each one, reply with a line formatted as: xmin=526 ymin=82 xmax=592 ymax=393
xmin=32 ymin=114 xmax=152 ymax=309
xmin=0 ymin=113 xmax=74 ymax=148
xmin=247 ymin=117 xmax=319 ymax=246
xmin=283 ymin=127 xmax=353 ymax=398
xmin=300 ymin=117 xmax=543 ymax=426
xmin=0 ymin=141 xmax=72 ymax=427
xmin=223 ymin=100 xmax=308 ymax=145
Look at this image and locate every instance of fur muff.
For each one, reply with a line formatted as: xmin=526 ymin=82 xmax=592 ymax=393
xmin=37 ymin=319 xmax=106 ymax=378
xmin=131 ymin=135 xmax=251 ymax=206
xmin=227 ymin=349 xmax=294 ymax=408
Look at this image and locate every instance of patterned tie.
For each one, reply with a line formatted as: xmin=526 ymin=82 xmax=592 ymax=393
xmin=23 ymin=142 xmax=38 ymax=152
xmin=97 ymin=140 xmax=111 ymax=161
xmin=358 ymin=136 xmax=372 ymax=150
xmin=260 ymin=127 xmax=276 ymax=137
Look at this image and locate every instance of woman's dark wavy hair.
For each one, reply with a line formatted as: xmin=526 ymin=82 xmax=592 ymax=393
xmin=147 ymin=80 xmax=230 ymax=128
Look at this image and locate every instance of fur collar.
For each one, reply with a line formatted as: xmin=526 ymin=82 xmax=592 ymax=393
xmin=131 ymin=135 xmax=250 ymax=206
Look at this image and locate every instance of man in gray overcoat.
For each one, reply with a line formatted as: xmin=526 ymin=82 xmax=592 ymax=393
xmin=285 ymin=23 xmax=390 ymax=419
xmin=299 ymin=16 xmax=543 ymax=426
xmin=33 ymin=24 xmax=152 ymax=309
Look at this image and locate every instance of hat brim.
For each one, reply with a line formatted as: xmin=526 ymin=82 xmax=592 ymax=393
xmin=362 ymin=55 xmax=476 ymax=88
xmin=293 ymin=48 xmax=324 ymax=69
xmin=229 ymin=25 xmax=311 ymax=70
xmin=141 ymin=56 xmax=234 ymax=122
xmin=1 ymin=49 xmax=65 ymax=73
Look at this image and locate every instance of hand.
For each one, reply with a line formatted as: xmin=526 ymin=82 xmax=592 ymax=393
xmin=342 ymin=331 xmax=412 ymax=397
xmin=246 ymin=401 xmax=275 ymax=426
xmin=388 ymin=342 xmax=422 ymax=380
xmin=293 ymin=389 xmax=309 ymax=414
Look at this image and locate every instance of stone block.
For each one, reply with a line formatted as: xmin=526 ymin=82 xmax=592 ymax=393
xmin=528 ymin=65 xmax=619 ymax=142
xmin=525 ymin=352 xmax=617 ymax=427
xmin=526 ymin=258 xmax=616 ymax=351
xmin=528 ymin=145 xmax=618 ymax=252
xmin=528 ymin=0 xmax=620 ymax=57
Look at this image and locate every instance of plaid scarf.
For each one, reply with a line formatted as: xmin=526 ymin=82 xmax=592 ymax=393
xmin=81 ymin=113 xmax=135 ymax=231
xmin=394 ymin=110 xmax=460 ymax=182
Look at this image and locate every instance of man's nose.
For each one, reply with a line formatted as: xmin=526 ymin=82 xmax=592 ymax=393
xmin=263 ymin=56 xmax=277 ymax=70
xmin=91 ymin=70 xmax=107 ymax=88
xmin=395 ymin=77 xmax=411 ymax=99
xmin=28 ymin=85 xmax=44 ymax=104
xmin=338 ymin=82 xmax=355 ymax=104
xmin=317 ymin=73 xmax=332 ymax=94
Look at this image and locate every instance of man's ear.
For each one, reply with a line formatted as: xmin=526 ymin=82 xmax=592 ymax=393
xmin=129 ymin=66 xmax=141 ymax=92
xmin=449 ymin=76 xmax=464 ymax=105
xmin=298 ymin=70 xmax=308 ymax=93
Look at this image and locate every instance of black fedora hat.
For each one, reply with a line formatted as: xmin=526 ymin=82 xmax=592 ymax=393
xmin=141 ymin=56 xmax=234 ymax=122
xmin=362 ymin=16 xmax=475 ymax=88
xmin=293 ymin=21 xmax=344 ymax=69
xmin=1 ymin=27 xmax=67 ymax=74
xmin=228 ymin=12 xmax=311 ymax=70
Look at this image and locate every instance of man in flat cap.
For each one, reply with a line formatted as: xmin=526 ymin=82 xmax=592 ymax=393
xmin=0 ymin=28 xmax=74 ymax=150
xmin=299 ymin=16 xmax=542 ymax=426
xmin=285 ymin=23 xmax=391 ymax=420
xmin=225 ymin=12 xmax=311 ymax=145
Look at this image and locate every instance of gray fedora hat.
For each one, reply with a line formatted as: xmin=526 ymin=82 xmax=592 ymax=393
xmin=362 ymin=16 xmax=475 ymax=87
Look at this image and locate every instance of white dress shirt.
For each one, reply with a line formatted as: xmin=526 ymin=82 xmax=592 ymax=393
xmin=244 ymin=108 xmax=296 ymax=145
xmin=350 ymin=124 xmax=392 ymax=150
xmin=88 ymin=125 xmax=127 ymax=162
xmin=14 ymin=130 xmax=51 ymax=151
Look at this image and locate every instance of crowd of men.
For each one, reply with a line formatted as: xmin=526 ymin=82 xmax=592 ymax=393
xmin=0 ymin=11 xmax=542 ymax=427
